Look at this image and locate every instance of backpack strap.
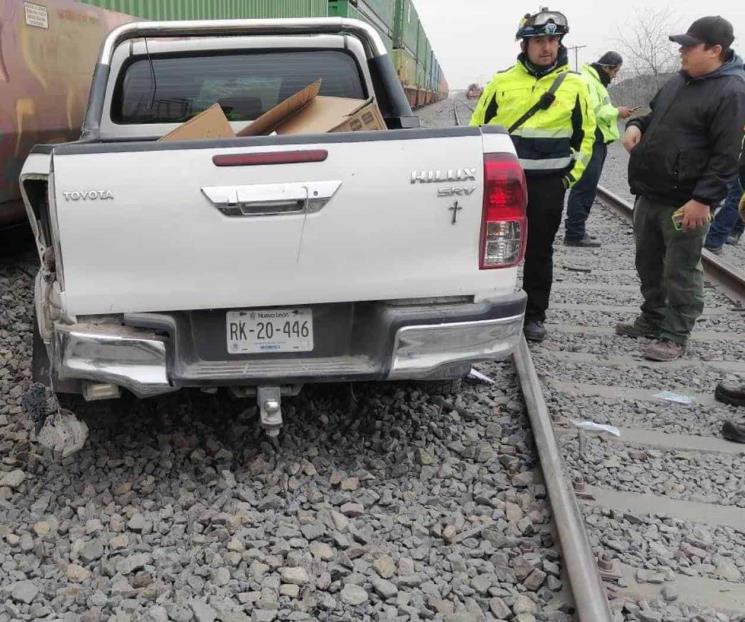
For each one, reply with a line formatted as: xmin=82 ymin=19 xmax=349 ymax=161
xmin=508 ymin=71 xmax=570 ymax=134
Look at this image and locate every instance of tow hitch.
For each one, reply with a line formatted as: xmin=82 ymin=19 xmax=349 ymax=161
xmin=257 ymin=386 xmax=283 ymax=438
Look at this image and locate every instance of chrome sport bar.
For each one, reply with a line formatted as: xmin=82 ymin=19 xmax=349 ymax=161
xmin=97 ymin=18 xmax=388 ymax=64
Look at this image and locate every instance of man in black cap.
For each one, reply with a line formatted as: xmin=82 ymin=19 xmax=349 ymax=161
xmin=617 ymin=16 xmax=745 ymax=361
xmin=564 ymin=51 xmax=635 ymax=247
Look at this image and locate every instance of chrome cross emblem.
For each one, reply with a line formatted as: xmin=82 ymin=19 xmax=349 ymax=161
xmin=449 ymin=201 xmax=463 ymax=225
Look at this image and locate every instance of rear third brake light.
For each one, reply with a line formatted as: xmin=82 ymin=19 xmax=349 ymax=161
xmin=213 ymin=150 xmax=328 ymax=167
xmin=479 ymin=153 xmax=528 ymax=269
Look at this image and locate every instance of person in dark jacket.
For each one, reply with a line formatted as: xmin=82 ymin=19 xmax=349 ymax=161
xmin=563 ymin=51 xmax=635 ymax=248
xmin=714 ymin=142 xmax=745 ymax=443
xmin=703 ymin=178 xmax=744 ymax=253
xmin=616 ymin=15 xmax=745 ymax=362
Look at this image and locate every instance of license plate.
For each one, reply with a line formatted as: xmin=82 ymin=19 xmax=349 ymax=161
xmin=226 ymin=308 xmax=313 ymax=354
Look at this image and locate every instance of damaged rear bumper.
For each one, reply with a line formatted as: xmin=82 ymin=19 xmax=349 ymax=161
xmin=54 ymin=323 xmax=175 ymax=398
xmin=49 ymin=293 xmax=526 ymax=397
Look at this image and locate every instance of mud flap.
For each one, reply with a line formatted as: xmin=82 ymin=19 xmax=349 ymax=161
xmin=22 ymin=382 xmax=89 ymax=458
xmin=36 ymin=409 xmax=89 ymax=458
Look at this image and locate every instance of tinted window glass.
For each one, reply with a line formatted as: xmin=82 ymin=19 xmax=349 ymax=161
xmin=113 ymin=50 xmax=366 ymax=124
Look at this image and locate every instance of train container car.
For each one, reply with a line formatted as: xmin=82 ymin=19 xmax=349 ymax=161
xmin=0 ymin=0 xmax=133 ymax=245
xmin=79 ymin=0 xmax=329 ymax=19
xmin=393 ymin=0 xmax=417 ymax=55
xmin=327 ymin=0 xmax=394 ymax=54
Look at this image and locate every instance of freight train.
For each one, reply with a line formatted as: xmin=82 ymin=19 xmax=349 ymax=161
xmin=0 ymin=0 xmax=134 ymax=251
xmin=0 ymin=0 xmax=448 ymax=245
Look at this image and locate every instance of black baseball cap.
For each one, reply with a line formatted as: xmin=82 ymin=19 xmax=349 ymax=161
xmin=597 ymin=51 xmax=623 ymax=67
xmin=669 ymin=16 xmax=734 ymax=48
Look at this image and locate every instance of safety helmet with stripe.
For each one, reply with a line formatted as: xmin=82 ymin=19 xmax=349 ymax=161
xmin=516 ymin=7 xmax=569 ymax=40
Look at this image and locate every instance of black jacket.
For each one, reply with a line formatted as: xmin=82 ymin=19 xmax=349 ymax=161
xmin=627 ymin=51 xmax=745 ymax=206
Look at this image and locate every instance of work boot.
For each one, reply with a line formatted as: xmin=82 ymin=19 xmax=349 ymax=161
xmin=704 ymin=244 xmax=723 ymax=255
xmin=721 ymin=420 xmax=745 ymax=444
xmin=523 ymin=320 xmax=546 ymax=342
xmin=564 ymin=235 xmax=601 ymax=248
xmin=643 ymin=340 xmax=685 ymax=362
xmin=615 ymin=320 xmax=659 ymax=339
xmin=715 ymin=382 xmax=745 ymax=407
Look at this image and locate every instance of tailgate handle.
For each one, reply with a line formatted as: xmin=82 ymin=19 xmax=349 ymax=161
xmin=202 ymin=181 xmax=342 ymax=217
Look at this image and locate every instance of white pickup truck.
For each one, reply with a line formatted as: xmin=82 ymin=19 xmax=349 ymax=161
xmin=21 ymin=18 xmax=527 ymax=436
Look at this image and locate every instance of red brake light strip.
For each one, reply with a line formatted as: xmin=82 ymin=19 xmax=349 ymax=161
xmin=213 ymin=150 xmax=328 ymax=167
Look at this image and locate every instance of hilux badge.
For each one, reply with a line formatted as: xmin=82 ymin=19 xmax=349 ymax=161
xmin=411 ymin=169 xmax=477 ymax=184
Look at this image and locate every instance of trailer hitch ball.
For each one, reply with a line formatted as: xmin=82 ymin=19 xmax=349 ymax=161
xmin=257 ymin=387 xmax=283 ymax=438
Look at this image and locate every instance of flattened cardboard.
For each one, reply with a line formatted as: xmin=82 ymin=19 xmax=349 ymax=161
xmin=237 ymin=80 xmax=322 ymax=137
xmin=277 ymin=96 xmax=386 ymax=134
xmin=158 ymin=103 xmax=234 ymax=142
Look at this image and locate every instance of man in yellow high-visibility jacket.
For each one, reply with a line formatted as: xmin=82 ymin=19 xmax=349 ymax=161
xmin=471 ymin=8 xmax=596 ymax=342
xmin=564 ymin=52 xmax=635 ymax=247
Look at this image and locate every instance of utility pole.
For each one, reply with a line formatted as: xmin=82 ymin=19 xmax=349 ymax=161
xmin=566 ymin=44 xmax=587 ymax=71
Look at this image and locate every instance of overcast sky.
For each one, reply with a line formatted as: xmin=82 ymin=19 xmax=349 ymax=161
xmin=414 ymin=1 xmax=745 ymax=88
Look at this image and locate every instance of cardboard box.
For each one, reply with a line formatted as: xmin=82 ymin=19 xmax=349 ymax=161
xmin=237 ymin=80 xmax=323 ymax=137
xmin=238 ymin=79 xmax=386 ymax=136
xmin=158 ymin=103 xmax=234 ymax=142
xmin=276 ymin=96 xmax=386 ymax=134
xmin=160 ymin=80 xmax=386 ymax=142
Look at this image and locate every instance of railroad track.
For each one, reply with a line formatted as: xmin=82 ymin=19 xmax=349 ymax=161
xmin=450 ymin=97 xmax=745 ymax=619
xmin=452 ymin=99 xmax=613 ymax=620
xmin=545 ymin=193 xmax=745 ymax=619
xmin=452 ymin=100 xmax=474 ymax=127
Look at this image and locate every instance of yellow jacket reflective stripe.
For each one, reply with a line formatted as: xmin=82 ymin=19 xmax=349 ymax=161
xmin=470 ymin=60 xmax=596 ymax=186
xmin=582 ymin=64 xmax=620 ymax=143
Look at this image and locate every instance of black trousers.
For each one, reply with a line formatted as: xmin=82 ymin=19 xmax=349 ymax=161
xmin=524 ymin=174 xmax=566 ymax=322
xmin=564 ymin=141 xmax=607 ymax=241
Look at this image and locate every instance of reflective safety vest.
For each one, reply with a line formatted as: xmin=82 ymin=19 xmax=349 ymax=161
xmin=582 ymin=64 xmax=620 ymax=144
xmin=470 ymin=60 xmax=596 ymax=186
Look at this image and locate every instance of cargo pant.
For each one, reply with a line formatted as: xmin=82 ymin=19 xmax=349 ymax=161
xmin=633 ymin=195 xmax=708 ymax=345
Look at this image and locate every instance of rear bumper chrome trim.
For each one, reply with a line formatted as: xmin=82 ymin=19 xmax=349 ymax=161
xmin=55 ymin=323 xmax=175 ymax=398
xmin=387 ymin=314 xmax=524 ymax=380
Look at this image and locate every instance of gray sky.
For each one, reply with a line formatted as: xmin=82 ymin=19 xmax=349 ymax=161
xmin=414 ymin=1 xmax=745 ymax=88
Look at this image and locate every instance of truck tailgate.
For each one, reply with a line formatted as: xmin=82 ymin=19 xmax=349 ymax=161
xmin=51 ymin=130 xmax=513 ymax=315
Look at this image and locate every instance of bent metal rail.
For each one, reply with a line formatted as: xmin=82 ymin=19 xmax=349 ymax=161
xmin=453 ymin=99 xmax=614 ymax=621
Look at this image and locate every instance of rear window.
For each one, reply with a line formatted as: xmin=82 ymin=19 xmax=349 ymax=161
xmin=112 ymin=50 xmax=366 ymax=124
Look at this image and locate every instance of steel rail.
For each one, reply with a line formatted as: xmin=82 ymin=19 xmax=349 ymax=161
xmin=597 ymin=186 xmax=745 ymax=304
xmin=453 ymin=99 xmax=612 ymax=618
xmin=513 ymin=338 xmax=613 ymax=622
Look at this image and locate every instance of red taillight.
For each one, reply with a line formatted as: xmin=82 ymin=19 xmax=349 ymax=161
xmin=479 ymin=153 xmax=528 ymax=269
